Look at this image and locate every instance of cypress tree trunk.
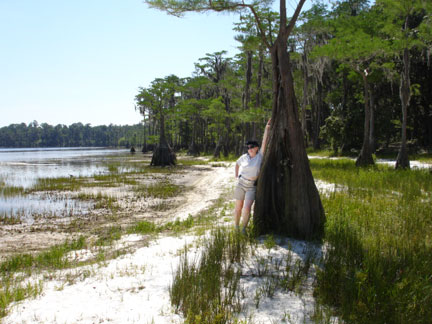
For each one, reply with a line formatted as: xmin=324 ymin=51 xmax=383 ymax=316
xmin=254 ymin=35 xmax=325 ymax=240
xmin=356 ymin=72 xmax=374 ymax=167
xmin=396 ymin=47 xmax=411 ymax=169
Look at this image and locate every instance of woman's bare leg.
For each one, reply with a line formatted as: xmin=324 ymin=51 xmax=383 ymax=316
xmin=234 ymin=199 xmax=244 ymax=227
xmin=241 ymin=199 xmax=254 ymax=229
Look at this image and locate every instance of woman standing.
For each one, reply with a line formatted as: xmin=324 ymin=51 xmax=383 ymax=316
xmin=234 ymin=119 xmax=270 ymax=233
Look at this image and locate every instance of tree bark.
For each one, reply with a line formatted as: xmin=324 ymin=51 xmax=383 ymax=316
xmin=254 ymin=34 xmax=325 ymax=240
xmin=355 ymin=72 xmax=374 ymax=167
xmin=396 ymin=47 xmax=411 ymax=169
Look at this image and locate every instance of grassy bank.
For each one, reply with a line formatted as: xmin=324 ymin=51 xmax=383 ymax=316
xmin=310 ymin=159 xmax=432 ymax=324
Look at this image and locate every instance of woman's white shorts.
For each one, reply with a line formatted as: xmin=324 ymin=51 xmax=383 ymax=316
xmin=234 ymin=177 xmax=256 ymax=201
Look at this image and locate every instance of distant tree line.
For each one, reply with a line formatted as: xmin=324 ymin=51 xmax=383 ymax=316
xmin=0 ymin=121 xmax=144 ymax=148
xmin=137 ymin=0 xmax=431 ymax=168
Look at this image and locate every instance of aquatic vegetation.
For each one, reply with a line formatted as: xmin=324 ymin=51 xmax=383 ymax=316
xmin=0 ymin=184 xmax=25 ymax=198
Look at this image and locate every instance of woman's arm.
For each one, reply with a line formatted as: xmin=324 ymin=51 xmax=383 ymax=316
xmin=260 ymin=119 xmax=271 ymax=154
xmin=235 ymin=163 xmax=240 ymax=178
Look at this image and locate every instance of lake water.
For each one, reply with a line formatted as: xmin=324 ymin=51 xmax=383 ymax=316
xmin=0 ymin=147 xmax=129 ymax=188
xmin=0 ymin=147 xmax=129 ymax=223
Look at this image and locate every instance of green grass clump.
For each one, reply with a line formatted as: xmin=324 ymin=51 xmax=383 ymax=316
xmin=128 ymin=220 xmax=157 ymax=235
xmin=170 ymin=228 xmax=247 ymax=324
xmin=94 ymin=226 xmax=122 ymax=246
xmin=177 ymin=158 xmax=210 ymax=166
xmin=312 ymin=159 xmax=432 ymax=324
xmin=0 ymin=278 xmax=43 ymax=318
xmin=127 ymin=217 xmax=195 ymax=236
xmin=134 ymin=181 xmax=183 ymax=199
xmin=0 ymin=236 xmax=86 ymax=274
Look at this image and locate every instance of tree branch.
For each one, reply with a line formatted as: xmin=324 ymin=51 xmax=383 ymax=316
xmin=285 ymin=0 xmax=307 ymax=39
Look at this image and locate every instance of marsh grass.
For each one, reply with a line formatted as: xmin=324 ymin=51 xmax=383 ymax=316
xmin=169 ymin=226 xmax=317 ymax=324
xmin=0 ymin=213 xmax=22 ymax=225
xmin=311 ymin=159 xmax=432 ymax=324
xmin=77 ymin=192 xmax=118 ymax=211
xmin=0 ymin=185 xmax=25 ymax=197
xmin=31 ymin=176 xmax=87 ymax=192
xmin=94 ymin=226 xmax=122 ymax=246
xmin=170 ymin=228 xmax=247 ymax=324
xmin=134 ymin=181 xmax=183 ymax=199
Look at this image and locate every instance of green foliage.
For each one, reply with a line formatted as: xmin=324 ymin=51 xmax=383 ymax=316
xmin=0 ymin=122 xmax=143 ymax=148
xmin=320 ymin=115 xmax=345 ymax=154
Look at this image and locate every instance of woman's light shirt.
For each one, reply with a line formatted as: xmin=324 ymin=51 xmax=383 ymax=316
xmin=236 ymin=151 xmax=263 ymax=180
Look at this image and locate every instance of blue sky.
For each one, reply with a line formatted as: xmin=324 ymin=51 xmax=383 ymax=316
xmin=0 ymin=0 xmax=242 ymax=127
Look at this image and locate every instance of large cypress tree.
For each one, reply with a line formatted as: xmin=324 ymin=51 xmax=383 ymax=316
xmin=146 ymin=0 xmax=325 ymax=239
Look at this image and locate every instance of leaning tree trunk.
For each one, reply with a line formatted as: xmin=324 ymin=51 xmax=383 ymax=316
xmin=151 ymin=112 xmax=176 ymax=166
xmin=356 ymin=72 xmax=374 ymax=167
xmin=254 ymin=35 xmax=325 ymax=240
xmin=396 ymin=47 xmax=411 ymax=169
